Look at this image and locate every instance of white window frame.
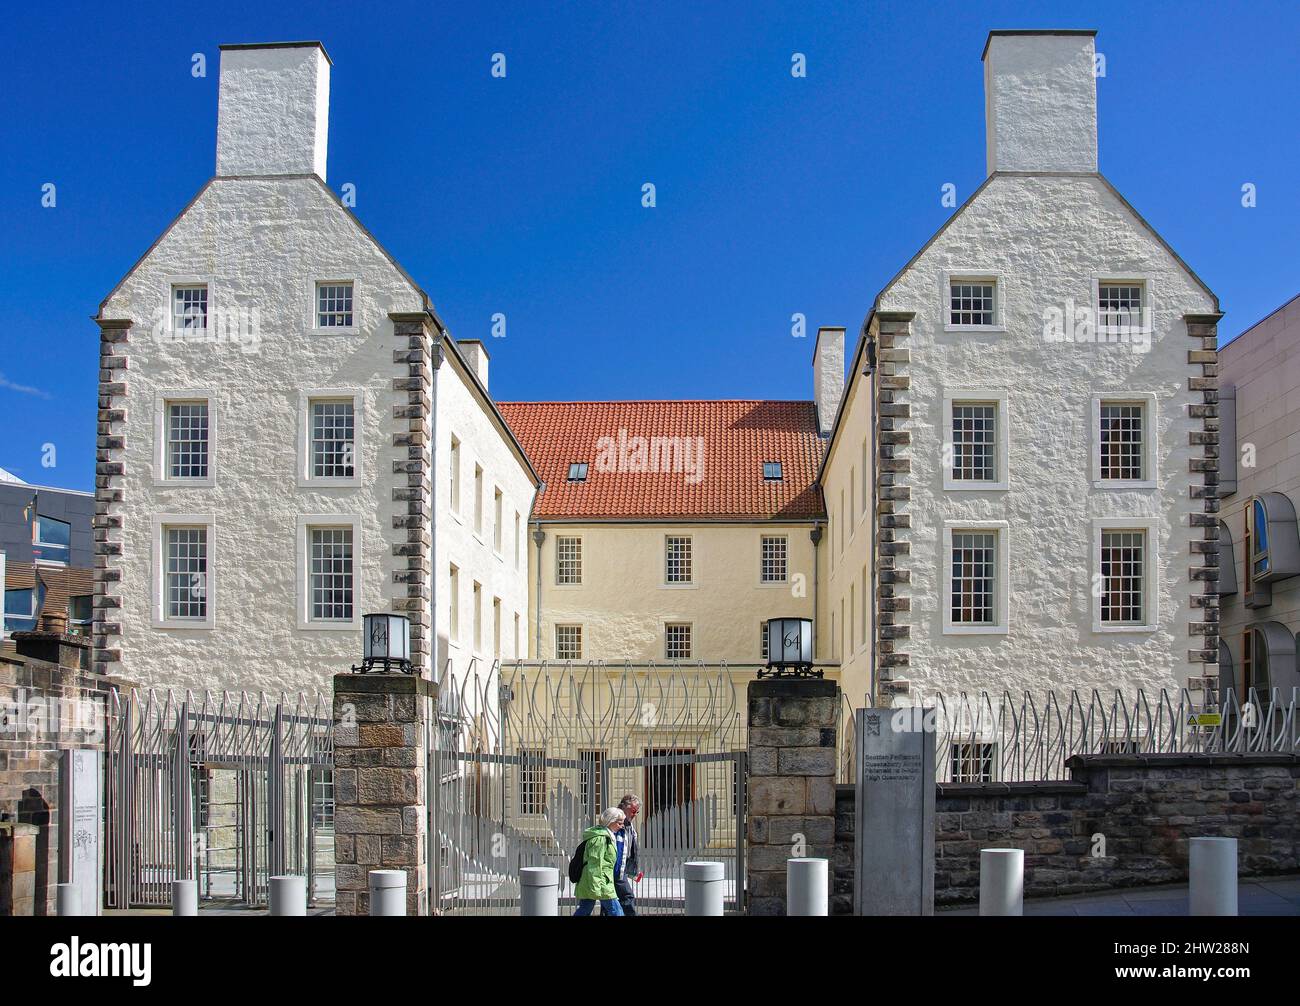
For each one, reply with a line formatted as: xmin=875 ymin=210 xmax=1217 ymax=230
xmin=555 ymin=623 xmax=583 ymax=661
xmin=664 ymin=622 xmax=693 ymax=660
xmin=759 ymin=535 xmax=788 ymax=586
xmin=298 ymin=389 xmax=364 ymax=488
xmin=1091 ymin=518 xmax=1159 ymax=634
xmin=555 ymin=535 xmax=583 ymax=586
xmin=448 ymin=563 xmax=460 ymax=645
xmin=151 ymin=513 xmax=216 ymax=630
xmin=449 ymin=436 xmax=462 ymax=518
xmin=663 ymin=535 xmax=695 ymax=587
xmin=473 ymin=465 xmax=484 ymax=539
xmin=942 ymin=389 xmax=1009 ymax=491
xmin=941 ymin=520 xmax=1010 ymax=635
xmin=166 ymin=276 xmax=214 ymax=336
xmin=307 ymin=278 xmax=359 ymax=335
xmin=296 ymin=514 xmax=362 ymax=631
xmin=1091 ymin=393 xmax=1157 ymax=490
xmin=943 ymin=271 xmax=1006 ymax=333
xmin=493 ymin=487 xmax=504 ymax=556
xmin=1092 ymin=276 xmax=1153 ymax=339
xmin=153 ymin=390 xmax=216 ymax=488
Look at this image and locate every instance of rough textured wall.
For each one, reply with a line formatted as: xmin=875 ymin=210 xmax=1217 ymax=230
xmin=877 ymin=173 xmax=1216 ymax=701
xmin=533 ymin=522 xmax=816 ymax=663
xmin=215 ymin=45 xmax=330 ymax=179
xmin=983 ymin=33 xmax=1098 ymax=174
xmin=99 ymin=176 xmax=424 ymax=695
xmin=833 ymin=753 xmax=1299 ymax=911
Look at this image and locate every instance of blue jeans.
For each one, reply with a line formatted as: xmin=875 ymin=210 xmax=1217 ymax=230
xmin=574 ymin=898 xmax=624 ymax=916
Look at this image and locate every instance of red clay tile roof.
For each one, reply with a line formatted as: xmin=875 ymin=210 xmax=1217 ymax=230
xmin=498 ymin=400 xmax=827 ymax=521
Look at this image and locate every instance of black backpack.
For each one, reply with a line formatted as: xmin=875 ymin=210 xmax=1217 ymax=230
xmin=567 ymin=840 xmax=587 ymax=883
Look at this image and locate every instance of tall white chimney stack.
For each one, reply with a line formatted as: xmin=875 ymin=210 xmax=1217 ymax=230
xmin=983 ymin=30 xmax=1098 ymax=176
xmin=813 ymin=327 xmax=846 ymax=437
xmin=215 ymin=42 xmax=332 ymax=181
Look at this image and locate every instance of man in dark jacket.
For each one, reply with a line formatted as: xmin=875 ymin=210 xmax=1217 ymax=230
xmin=613 ymin=794 xmax=642 ymax=916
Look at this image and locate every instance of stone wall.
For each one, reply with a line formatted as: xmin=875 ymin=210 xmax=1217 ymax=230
xmin=333 ymin=673 xmax=432 ymax=916
xmin=833 ymin=753 xmax=1299 ymax=911
xmin=746 ymin=678 xmax=838 ymax=916
xmin=0 ymin=634 xmax=117 ymax=915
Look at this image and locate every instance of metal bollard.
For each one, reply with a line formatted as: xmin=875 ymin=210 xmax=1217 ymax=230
xmin=979 ymin=848 xmax=1024 ymax=916
xmin=1189 ymin=837 xmax=1238 ymax=916
xmin=172 ymin=879 xmax=198 ymax=916
xmin=520 ymin=866 xmax=559 ymax=916
xmin=368 ymin=869 xmax=407 ymax=916
xmin=56 ymin=883 xmax=80 ymax=917
xmin=684 ymin=861 xmax=725 ymax=916
xmin=270 ymin=875 xmax=307 ymax=916
xmin=786 ymin=857 xmax=829 ymax=916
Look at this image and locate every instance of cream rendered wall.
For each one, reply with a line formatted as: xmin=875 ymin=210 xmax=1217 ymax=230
xmin=878 ymin=173 xmax=1215 ymax=702
xmin=532 ymin=522 xmax=816 ymax=665
xmin=1218 ymin=297 xmax=1300 ymax=663
xmin=820 ymin=350 xmax=874 ymax=706
xmin=435 ymin=351 xmax=536 ymax=683
xmin=101 ymin=176 xmax=425 ymax=695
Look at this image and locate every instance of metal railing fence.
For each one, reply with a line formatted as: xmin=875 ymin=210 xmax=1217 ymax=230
xmin=104 ymin=689 xmax=333 ymax=909
xmin=915 ymin=686 xmax=1300 ymax=783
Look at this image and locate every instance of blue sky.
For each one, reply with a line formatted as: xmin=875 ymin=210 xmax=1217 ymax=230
xmin=1 ymin=0 xmax=1296 ymax=491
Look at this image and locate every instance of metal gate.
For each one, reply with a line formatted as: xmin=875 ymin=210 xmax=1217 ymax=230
xmin=430 ymin=660 xmax=747 ymax=915
xmin=104 ymin=689 xmax=334 ymax=909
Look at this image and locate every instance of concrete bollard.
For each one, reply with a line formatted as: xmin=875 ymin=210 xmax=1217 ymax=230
xmin=172 ymin=879 xmax=198 ymax=916
xmin=520 ymin=866 xmax=559 ymax=916
xmin=1189 ymin=837 xmax=1238 ymax=916
xmin=56 ymin=883 xmax=80 ymax=917
xmin=270 ymin=875 xmax=307 ymax=916
xmin=368 ymin=869 xmax=407 ymax=916
xmin=684 ymin=861 xmax=725 ymax=916
xmin=786 ymin=858 xmax=829 ymax=916
xmin=979 ymin=848 xmax=1024 ymax=916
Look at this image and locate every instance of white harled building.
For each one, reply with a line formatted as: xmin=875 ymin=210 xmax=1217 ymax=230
xmin=819 ymin=30 xmax=1222 ymax=708
xmin=93 ymin=42 xmax=537 ymax=694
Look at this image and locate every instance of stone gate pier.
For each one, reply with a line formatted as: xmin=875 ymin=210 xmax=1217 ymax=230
xmin=746 ymin=677 xmax=839 ymax=915
xmin=332 ymin=673 xmax=435 ymax=916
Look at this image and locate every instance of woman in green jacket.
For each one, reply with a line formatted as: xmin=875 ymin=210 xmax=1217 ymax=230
xmin=573 ymin=807 xmax=626 ymax=916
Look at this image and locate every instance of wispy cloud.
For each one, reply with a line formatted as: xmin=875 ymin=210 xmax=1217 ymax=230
xmin=0 ymin=372 xmax=51 ymax=399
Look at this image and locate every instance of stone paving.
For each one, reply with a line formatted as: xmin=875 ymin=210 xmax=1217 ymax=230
xmin=938 ymin=874 xmax=1300 ymax=916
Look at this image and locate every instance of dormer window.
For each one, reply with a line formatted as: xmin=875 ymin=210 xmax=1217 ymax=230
xmin=567 ymin=463 xmax=588 ymax=482
xmin=762 ymin=461 xmax=783 ymax=481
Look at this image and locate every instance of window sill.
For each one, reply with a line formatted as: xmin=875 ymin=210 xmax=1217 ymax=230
xmin=1092 ymin=480 xmax=1157 ymax=491
xmin=297 ymin=477 xmax=363 ymax=490
xmin=944 ymin=481 xmax=1009 ymax=492
xmin=553 ymin=583 xmax=584 ymax=590
xmin=943 ymin=324 xmax=1006 ymax=334
xmin=942 ymin=624 xmax=1008 ymax=636
xmin=151 ymin=617 xmax=215 ymax=631
xmin=757 ymin=580 xmax=789 ymax=589
xmin=660 ymin=583 xmax=699 ymax=590
xmin=1092 ymin=624 xmax=1157 ymax=634
xmin=297 ymin=619 xmax=361 ymax=632
xmin=154 ymin=478 xmax=216 ymax=490
xmin=308 ymin=326 xmax=360 ymax=337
